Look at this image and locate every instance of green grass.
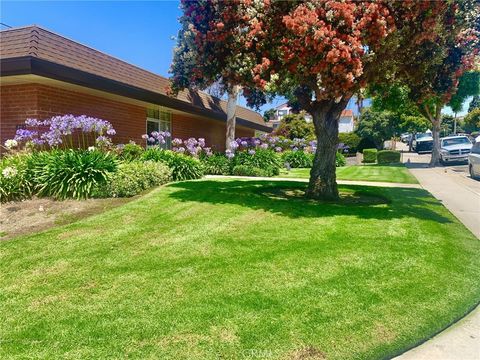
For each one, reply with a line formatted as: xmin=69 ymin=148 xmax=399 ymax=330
xmin=278 ymin=164 xmax=418 ymax=184
xmin=1 ymin=180 xmax=479 ymax=359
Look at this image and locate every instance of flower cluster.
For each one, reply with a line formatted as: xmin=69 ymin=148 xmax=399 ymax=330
xmin=11 ymin=115 xmax=116 ymax=149
xmin=227 ymin=135 xmax=315 ymax=157
xmin=141 ymin=131 xmax=171 ymax=145
xmin=2 ymin=166 xmax=18 ymax=179
xmin=4 ymin=139 xmax=18 ymax=150
xmin=173 ymin=137 xmax=212 ymax=157
xmin=142 ymin=131 xmax=212 ymax=158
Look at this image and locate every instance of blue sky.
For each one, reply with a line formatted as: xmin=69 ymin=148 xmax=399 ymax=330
xmin=0 ymin=1 xmax=470 ymax=116
xmin=0 ymin=0 xmax=289 ymax=112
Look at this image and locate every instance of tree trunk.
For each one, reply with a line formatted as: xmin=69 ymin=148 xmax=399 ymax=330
xmin=225 ymin=85 xmax=239 ymax=151
xmin=430 ymin=118 xmax=441 ymax=166
xmin=306 ymin=101 xmax=347 ymax=200
xmin=429 ymin=103 xmax=442 ymax=167
xmin=409 ymin=132 xmax=415 ymax=152
xmin=453 ymin=113 xmax=457 ymax=135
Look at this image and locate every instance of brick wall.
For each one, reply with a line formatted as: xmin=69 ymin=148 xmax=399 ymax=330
xmin=172 ymin=113 xmax=254 ymax=152
xmin=35 ymin=84 xmax=146 ymax=145
xmin=0 ymin=83 xmax=255 ymax=150
xmin=0 ymin=84 xmax=39 ymax=146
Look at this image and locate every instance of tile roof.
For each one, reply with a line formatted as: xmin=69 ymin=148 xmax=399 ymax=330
xmin=341 ymin=109 xmax=354 ymax=117
xmin=0 ymin=25 xmax=269 ymax=130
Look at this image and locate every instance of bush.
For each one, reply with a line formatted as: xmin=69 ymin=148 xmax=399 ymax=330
xmin=0 ymin=153 xmax=36 ymax=203
xmin=30 ymin=149 xmax=117 ymax=200
xmin=142 ymin=149 xmax=203 ymax=181
xmin=338 ymin=133 xmax=361 ymax=154
xmin=336 ymin=152 xmax=347 ymax=167
xmin=118 ymin=142 xmax=144 ymax=161
xmin=363 ymin=148 xmax=378 ymax=163
xmin=232 ymin=165 xmax=268 ymax=177
xmin=201 ymin=153 xmax=232 ymax=175
xmin=377 ymin=150 xmax=401 ymax=164
xmin=281 ymin=150 xmax=313 ymax=168
xmin=233 ymin=149 xmax=281 ymax=176
xmin=96 ymin=161 xmax=171 ymax=197
xmin=357 ymin=137 xmax=378 ymax=153
xmin=274 ymin=114 xmax=315 ymax=140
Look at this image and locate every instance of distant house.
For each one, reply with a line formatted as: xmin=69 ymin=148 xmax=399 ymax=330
xmin=0 ymin=26 xmax=271 ymax=150
xmin=338 ymin=110 xmax=355 ymax=133
xmin=269 ymin=104 xmax=354 ymax=133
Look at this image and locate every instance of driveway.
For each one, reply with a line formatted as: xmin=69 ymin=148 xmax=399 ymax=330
xmin=403 ymin=151 xmax=480 ymax=239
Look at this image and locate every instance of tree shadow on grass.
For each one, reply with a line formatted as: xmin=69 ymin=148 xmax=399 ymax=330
xmin=166 ymin=180 xmax=451 ymax=223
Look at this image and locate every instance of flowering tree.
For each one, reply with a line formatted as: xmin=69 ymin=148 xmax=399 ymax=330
xmin=170 ymin=0 xmax=454 ymax=199
xmin=378 ymin=1 xmax=480 ymax=165
xmin=169 ymin=1 xmax=248 ymax=151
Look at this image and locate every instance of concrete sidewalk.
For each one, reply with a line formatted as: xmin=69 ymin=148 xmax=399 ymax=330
xmin=394 ymin=306 xmax=480 ymax=360
xmin=204 ymin=175 xmax=422 ymax=189
xmin=404 ymin=154 xmax=480 ymax=239
xmin=396 ymin=152 xmax=480 ymax=360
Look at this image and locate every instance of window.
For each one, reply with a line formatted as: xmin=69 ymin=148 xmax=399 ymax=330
xmin=441 ymin=137 xmax=471 ymax=147
xmin=472 ymin=142 xmax=480 ymax=154
xmin=146 ymin=108 xmax=172 ymax=149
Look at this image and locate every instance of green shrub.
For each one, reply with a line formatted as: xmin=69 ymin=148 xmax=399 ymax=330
xmin=338 ymin=133 xmax=361 ymax=154
xmin=281 ymin=150 xmax=313 ymax=168
xmin=357 ymin=137 xmax=378 ymax=153
xmin=119 ymin=142 xmax=144 ymax=161
xmin=0 ymin=153 xmax=36 ymax=203
xmin=363 ymin=148 xmax=378 ymax=164
xmin=233 ymin=149 xmax=281 ymax=176
xmin=96 ymin=161 xmax=171 ymax=197
xmin=377 ymin=150 xmax=401 ymax=164
xmin=142 ymin=149 xmax=203 ymax=181
xmin=31 ymin=149 xmax=117 ymax=200
xmin=201 ymin=153 xmax=232 ymax=175
xmin=336 ymin=152 xmax=347 ymax=167
xmin=274 ymin=114 xmax=315 ymax=140
xmin=232 ymin=165 xmax=268 ymax=177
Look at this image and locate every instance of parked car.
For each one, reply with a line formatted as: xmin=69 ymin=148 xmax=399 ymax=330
xmin=413 ymin=133 xmax=433 ymax=153
xmin=401 ymin=133 xmax=412 ymax=143
xmin=468 ymin=141 xmax=480 ymax=180
xmin=439 ymin=135 xmax=472 ymax=164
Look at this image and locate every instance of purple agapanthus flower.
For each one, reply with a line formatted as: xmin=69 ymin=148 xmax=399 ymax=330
xmin=172 ymin=138 xmax=183 ymax=146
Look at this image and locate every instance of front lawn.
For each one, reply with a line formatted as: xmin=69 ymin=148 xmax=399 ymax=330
xmin=1 ymin=180 xmax=478 ymax=359
xmin=278 ymin=164 xmax=418 ymax=184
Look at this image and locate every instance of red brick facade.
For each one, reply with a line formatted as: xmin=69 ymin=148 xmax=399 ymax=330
xmin=0 ymin=83 xmax=254 ymax=150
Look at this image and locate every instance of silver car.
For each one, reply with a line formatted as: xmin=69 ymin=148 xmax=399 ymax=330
xmin=468 ymin=141 xmax=480 ymax=180
xmin=439 ymin=136 xmax=472 ymax=164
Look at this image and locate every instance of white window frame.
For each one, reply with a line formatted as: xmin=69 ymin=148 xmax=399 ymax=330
xmin=146 ymin=108 xmax=172 ymax=149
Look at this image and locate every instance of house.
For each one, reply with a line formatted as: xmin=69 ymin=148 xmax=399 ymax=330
xmin=269 ymin=103 xmax=354 ymax=133
xmin=338 ymin=109 xmax=355 ymax=133
xmin=0 ymin=26 xmax=271 ymax=150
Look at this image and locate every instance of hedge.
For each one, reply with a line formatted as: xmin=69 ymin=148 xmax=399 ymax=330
xmin=377 ymin=150 xmax=401 ymax=164
xmin=363 ymin=148 xmax=378 ymax=163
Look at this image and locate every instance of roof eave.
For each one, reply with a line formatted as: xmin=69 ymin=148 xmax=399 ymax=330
xmin=0 ymin=56 xmax=272 ymax=133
